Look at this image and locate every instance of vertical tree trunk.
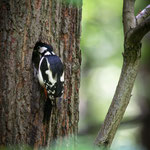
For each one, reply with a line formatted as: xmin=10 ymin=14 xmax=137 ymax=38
xmin=0 ymin=0 xmax=82 ymax=148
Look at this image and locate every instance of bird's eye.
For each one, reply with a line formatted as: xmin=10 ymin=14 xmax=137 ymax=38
xmin=37 ymin=46 xmax=40 ymax=49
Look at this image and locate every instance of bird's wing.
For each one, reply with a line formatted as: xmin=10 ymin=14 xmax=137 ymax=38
xmin=40 ymin=57 xmax=56 ymax=98
xmin=45 ymin=55 xmax=64 ymax=97
xmin=45 ymin=55 xmax=64 ymax=78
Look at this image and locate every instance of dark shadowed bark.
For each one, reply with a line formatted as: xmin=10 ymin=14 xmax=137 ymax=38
xmin=95 ymin=1 xmax=150 ymax=148
xmin=0 ymin=0 xmax=82 ymax=148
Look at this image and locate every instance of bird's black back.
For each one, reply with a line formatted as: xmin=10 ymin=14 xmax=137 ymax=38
xmin=45 ymin=55 xmax=63 ymax=78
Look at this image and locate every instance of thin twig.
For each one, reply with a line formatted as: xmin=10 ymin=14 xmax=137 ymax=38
xmin=136 ymin=5 xmax=150 ymax=25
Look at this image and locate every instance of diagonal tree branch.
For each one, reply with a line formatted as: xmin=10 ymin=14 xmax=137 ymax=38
xmin=94 ymin=1 xmax=150 ymax=148
xmin=136 ymin=5 xmax=150 ymax=25
xmin=94 ymin=44 xmax=141 ymax=147
xmin=123 ymin=0 xmax=136 ymax=35
xmin=128 ymin=16 xmax=150 ymax=43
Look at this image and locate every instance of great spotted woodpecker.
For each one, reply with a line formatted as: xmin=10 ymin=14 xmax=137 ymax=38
xmin=34 ymin=41 xmax=64 ymax=101
xmin=33 ymin=42 xmax=64 ymax=122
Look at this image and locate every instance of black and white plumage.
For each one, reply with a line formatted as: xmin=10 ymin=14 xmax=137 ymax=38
xmin=34 ymin=41 xmax=64 ymax=101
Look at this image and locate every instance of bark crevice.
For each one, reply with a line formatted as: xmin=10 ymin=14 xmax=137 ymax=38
xmin=0 ymin=0 xmax=82 ymax=148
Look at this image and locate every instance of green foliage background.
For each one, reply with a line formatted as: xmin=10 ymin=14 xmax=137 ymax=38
xmin=79 ymin=0 xmax=150 ymax=149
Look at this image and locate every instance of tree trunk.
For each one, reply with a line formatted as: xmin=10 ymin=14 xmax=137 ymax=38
xmin=0 ymin=0 xmax=82 ymax=149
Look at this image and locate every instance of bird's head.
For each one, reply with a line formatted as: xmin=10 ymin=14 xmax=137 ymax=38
xmin=34 ymin=41 xmax=53 ymax=56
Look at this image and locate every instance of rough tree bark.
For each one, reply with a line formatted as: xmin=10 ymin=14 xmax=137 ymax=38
xmin=95 ymin=1 xmax=150 ymax=148
xmin=0 ymin=0 xmax=82 ymax=149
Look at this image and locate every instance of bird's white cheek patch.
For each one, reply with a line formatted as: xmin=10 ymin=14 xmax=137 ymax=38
xmin=45 ymin=51 xmax=51 ymax=55
xmin=39 ymin=47 xmax=47 ymax=53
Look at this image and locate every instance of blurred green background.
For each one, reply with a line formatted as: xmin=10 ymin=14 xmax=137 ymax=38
xmin=79 ymin=0 xmax=150 ymax=149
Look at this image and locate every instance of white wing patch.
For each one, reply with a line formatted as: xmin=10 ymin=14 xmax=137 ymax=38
xmin=45 ymin=70 xmax=57 ymax=86
xmin=60 ymin=72 xmax=64 ymax=82
xmin=45 ymin=58 xmax=57 ymax=86
xmin=51 ymin=51 xmax=55 ymax=55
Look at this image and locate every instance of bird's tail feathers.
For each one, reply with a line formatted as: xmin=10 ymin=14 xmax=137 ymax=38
xmin=43 ymin=97 xmax=53 ymax=124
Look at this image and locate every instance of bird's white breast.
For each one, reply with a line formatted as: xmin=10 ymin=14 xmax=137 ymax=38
xmin=37 ymin=57 xmax=44 ymax=87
